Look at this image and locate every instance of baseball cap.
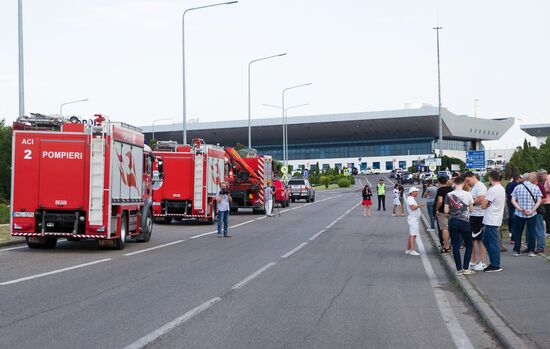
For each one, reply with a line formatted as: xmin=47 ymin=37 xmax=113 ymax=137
xmin=408 ymin=187 xmax=420 ymax=194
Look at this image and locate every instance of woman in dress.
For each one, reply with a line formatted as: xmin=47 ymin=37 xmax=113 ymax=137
xmin=362 ymin=185 xmax=373 ymax=217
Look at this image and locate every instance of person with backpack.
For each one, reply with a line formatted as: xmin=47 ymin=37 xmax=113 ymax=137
xmin=444 ymin=176 xmax=475 ymax=275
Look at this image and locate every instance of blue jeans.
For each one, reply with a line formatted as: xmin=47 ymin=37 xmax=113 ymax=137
xmin=482 ymin=225 xmax=501 ymax=267
xmin=426 ymin=201 xmax=435 ymax=229
xmin=217 ymin=210 xmax=229 ymax=236
xmin=534 ymin=214 xmax=545 ymax=250
xmin=513 ymin=215 xmax=537 ymax=253
xmin=448 ymin=218 xmax=473 ymax=271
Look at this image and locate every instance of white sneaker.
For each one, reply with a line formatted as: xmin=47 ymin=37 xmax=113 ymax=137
xmin=462 ymin=269 xmax=476 ymax=275
xmin=405 ymin=250 xmax=411 ymax=255
xmin=473 ymin=263 xmax=485 ymax=271
xmin=409 ymin=250 xmax=420 ymax=256
xmin=469 ymin=262 xmax=477 ymax=269
xmin=528 ymin=252 xmax=537 ymax=257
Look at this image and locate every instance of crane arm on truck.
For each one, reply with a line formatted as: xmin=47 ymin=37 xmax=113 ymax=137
xmin=225 ymin=147 xmax=262 ymax=183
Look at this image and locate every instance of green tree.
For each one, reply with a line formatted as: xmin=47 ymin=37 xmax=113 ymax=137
xmin=0 ymin=119 xmax=12 ymax=202
xmin=538 ymin=138 xmax=550 ymax=171
xmin=441 ymin=155 xmax=465 ymax=172
xmin=520 ymin=139 xmax=537 ymax=172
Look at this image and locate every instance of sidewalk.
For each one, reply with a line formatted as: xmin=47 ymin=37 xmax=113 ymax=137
xmin=421 ymin=205 xmax=549 ymax=349
xmin=0 ymin=224 xmax=24 ymax=247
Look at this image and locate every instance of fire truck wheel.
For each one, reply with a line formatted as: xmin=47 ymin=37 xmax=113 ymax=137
xmin=230 ymin=207 xmax=238 ymax=214
xmin=306 ymin=196 xmax=311 ymax=203
xmin=137 ymin=210 xmax=153 ymax=242
xmin=291 ymin=198 xmax=295 ymax=203
xmin=43 ymin=237 xmax=58 ymax=249
xmin=114 ymin=213 xmax=127 ymax=250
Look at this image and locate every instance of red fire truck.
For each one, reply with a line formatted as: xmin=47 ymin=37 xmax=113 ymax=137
xmin=152 ymin=139 xmax=226 ymax=224
xmin=10 ymin=114 xmax=155 ymax=250
xmin=226 ymin=147 xmax=272 ymax=214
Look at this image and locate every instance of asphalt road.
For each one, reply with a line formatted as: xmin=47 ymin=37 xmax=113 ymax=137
xmin=0 ymin=175 xmax=499 ymax=349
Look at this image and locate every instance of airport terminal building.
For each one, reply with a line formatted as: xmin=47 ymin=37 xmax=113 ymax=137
xmin=142 ymin=107 xmax=513 ymax=173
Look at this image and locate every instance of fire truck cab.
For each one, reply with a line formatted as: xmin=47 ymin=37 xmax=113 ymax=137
xmin=10 ymin=114 xmax=155 ymax=250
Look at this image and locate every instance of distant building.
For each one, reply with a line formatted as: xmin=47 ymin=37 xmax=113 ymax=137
xmin=143 ymin=107 xmax=514 ymax=173
xmin=520 ymin=123 xmax=550 ymax=146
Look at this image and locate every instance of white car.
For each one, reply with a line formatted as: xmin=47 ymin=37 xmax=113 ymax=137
xmin=361 ymin=167 xmax=374 ymax=175
xmin=372 ymin=168 xmax=381 ymax=174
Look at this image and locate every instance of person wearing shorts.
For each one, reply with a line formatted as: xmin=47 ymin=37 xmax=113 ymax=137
xmin=405 ymin=187 xmax=424 ymax=256
xmin=361 ymin=185 xmax=373 ymax=217
xmin=465 ymin=171 xmax=488 ymax=271
xmin=435 ymin=176 xmax=453 ymax=253
xmin=392 ymin=185 xmax=402 ymax=217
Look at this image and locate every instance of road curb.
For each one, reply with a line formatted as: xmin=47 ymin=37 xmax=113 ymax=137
xmin=0 ymin=239 xmax=25 ymax=248
xmin=420 ymin=213 xmax=537 ymax=349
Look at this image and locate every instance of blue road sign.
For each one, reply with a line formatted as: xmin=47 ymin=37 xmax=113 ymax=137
xmin=302 ymin=169 xmax=309 ymax=178
xmin=466 ymin=150 xmax=485 ymax=169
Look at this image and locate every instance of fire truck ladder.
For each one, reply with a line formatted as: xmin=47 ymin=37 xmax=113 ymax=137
xmin=193 ymin=154 xmax=204 ymax=211
xmin=88 ymin=135 xmax=105 ymax=226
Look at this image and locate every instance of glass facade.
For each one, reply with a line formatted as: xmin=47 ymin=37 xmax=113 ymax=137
xmin=256 ymin=138 xmax=471 ymax=161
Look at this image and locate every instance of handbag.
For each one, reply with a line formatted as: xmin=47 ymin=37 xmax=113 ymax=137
xmin=522 ymin=183 xmax=546 ymax=215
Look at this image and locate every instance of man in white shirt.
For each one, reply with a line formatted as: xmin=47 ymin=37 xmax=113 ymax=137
xmin=264 ymin=182 xmax=274 ymax=217
xmin=405 ymin=187 xmax=424 ymax=256
xmin=481 ymin=171 xmax=506 ymax=272
xmin=465 ymin=171 xmax=488 ymax=271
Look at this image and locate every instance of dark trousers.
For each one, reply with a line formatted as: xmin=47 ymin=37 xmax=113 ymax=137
xmin=377 ymin=195 xmax=386 ymax=211
xmin=508 ymin=207 xmax=516 ymax=239
xmin=513 ymin=216 xmax=537 ymax=253
xmin=544 ymin=204 xmax=550 ymax=235
xmin=448 ymin=218 xmax=473 ymax=271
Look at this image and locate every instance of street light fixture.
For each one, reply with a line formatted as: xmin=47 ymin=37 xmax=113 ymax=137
xmin=18 ymin=0 xmax=25 ymax=117
xmin=282 ymin=83 xmax=312 ymax=165
xmin=433 ymin=26 xmax=443 ymax=157
xmin=59 ymin=99 xmax=89 ymax=118
xmin=182 ymin=1 xmax=238 ymax=145
xmin=248 ymin=53 xmax=287 ymax=149
xmin=152 ymin=118 xmax=175 ymax=140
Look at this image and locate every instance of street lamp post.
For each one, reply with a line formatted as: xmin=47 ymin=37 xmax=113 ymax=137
xmin=59 ymin=99 xmax=89 ymax=118
xmin=18 ymin=0 xmax=25 ymax=117
xmin=182 ymin=1 xmax=238 ymax=146
xmin=248 ymin=53 xmax=287 ymax=149
xmin=433 ymin=26 xmax=443 ymax=157
xmin=282 ymin=83 xmax=311 ymax=165
xmin=152 ymin=118 xmax=175 ymax=140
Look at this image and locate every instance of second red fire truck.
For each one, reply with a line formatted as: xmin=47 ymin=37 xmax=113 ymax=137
xmin=152 ymin=139 xmax=226 ymax=224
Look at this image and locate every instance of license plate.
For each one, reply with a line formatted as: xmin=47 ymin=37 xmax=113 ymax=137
xmin=97 ymin=239 xmax=115 ymax=247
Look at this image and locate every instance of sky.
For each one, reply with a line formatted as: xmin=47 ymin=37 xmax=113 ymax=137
xmin=1 ymin=0 xmax=548 ymax=149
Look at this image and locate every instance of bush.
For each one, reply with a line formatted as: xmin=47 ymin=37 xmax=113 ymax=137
xmin=337 ymin=178 xmax=351 ymax=188
xmin=349 ymin=176 xmax=355 ymax=185
xmin=0 ymin=204 xmax=9 ymax=224
xmin=319 ymin=175 xmax=329 ymax=188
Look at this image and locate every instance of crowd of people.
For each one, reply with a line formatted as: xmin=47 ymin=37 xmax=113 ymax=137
xmin=422 ymin=169 xmax=549 ymax=274
xmin=360 ymin=169 xmax=550 ymax=274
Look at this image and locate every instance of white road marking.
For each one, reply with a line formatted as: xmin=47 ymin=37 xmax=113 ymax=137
xmin=190 ymin=231 xmax=217 ymax=239
xmin=416 ymin=235 xmax=475 ymax=349
xmin=0 ymin=258 xmax=112 ymax=286
xmin=231 ymin=262 xmax=277 ymax=290
xmin=383 ymin=175 xmax=394 ymax=185
xmin=230 ymin=219 xmax=255 ymax=228
xmin=124 ymin=240 xmax=184 ymax=256
xmin=309 ymin=229 xmax=326 ymax=241
xmin=123 ymin=297 xmax=221 ymax=349
xmin=281 ymin=242 xmax=308 ymax=259
xmin=256 ymin=216 xmax=267 ymax=220
xmin=0 ymin=245 xmax=28 ymax=253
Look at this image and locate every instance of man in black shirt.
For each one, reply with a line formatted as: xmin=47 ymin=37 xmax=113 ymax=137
xmin=434 ymin=176 xmax=453 ymax=252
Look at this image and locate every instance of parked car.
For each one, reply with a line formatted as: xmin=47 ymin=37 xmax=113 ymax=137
xmin=273 ymin=179 xmax=290 ymax=207
xmin=400 ymin=171 xmax=414 ymax=184
xmin=390 ymin=168 xmax=404 ymax=179
xmin=372 ymin=168 xmax=381 ymax=174
xmin=361 ymin=167 xmax=374 ymax=175
xmin=288 ymin=179 xmax=315 ymax=203
xmin=437 ymin=170 xmax=451 ymax=179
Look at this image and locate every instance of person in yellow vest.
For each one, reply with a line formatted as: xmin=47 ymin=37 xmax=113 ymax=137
xmin=377 ymin=178 xmax=386 ymax=211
